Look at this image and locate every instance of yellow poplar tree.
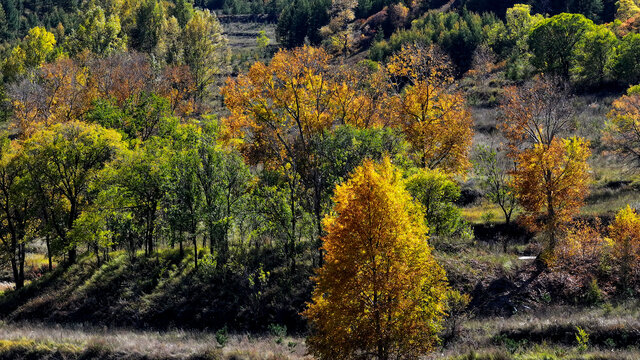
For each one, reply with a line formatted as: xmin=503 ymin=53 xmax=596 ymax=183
xmin=609 ymin=205 xmax=640 ymax=288
xmin=304 ymin=158 xmax=448 ymax=360
xmin=512 ymin=137 xmax=591 ymax=259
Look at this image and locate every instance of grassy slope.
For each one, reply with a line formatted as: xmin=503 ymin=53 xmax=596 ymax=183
xmin=0 ymin=249 xmax=313 ymax=333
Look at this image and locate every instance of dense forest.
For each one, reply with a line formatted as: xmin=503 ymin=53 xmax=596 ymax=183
xmin=0 ymin=0 xmax=639 ymax=359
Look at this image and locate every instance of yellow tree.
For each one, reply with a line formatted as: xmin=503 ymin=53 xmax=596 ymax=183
xmin=386 ymin=44 xmax=473 ymax=174
xmin=330 ymin=60 xmax=390 ymax=128
xmin=511 ymin=137 xmax=591 ymax=258
xmin=500 ymin=76 xmax=589 ymax=259
xmin=222 ymin=46 xmax=335 ymax=266
xmin=609 ymin=205 xmax=640 ymax=288
xmin=304 ymin=158 xmax=448 ymax=360
xmin=604 ymin=90 xmax=640 ymax=166
xmin=10 ymin=58 xmax=96 ymax=137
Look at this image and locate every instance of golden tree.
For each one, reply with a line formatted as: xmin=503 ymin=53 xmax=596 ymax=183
xmin=609 ymin=205 xmax=640 ymax=288
xmin=604 ymin=91 xmax=640 ymax=166
xmin=222 ymin=46 xmax=335 ymax=266
xmin=500 ymin=76 xmax=590 ymax=259
xmin=304 ymin=158 xmax=448 ymax=360
xmin=386 ymin=44 xmax=473 ymax=174
xmin=511 ymin=137 xmax=591 ymax=257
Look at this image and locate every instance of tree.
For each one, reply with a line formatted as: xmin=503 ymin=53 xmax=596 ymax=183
xmin=0 ymin=136 xmax=36 ymax=288
xmin=610 ymin=33 xmax=640 ymax=87
xmin=172 ymin=0 xmax=193 ymax=27
xmin=23 ymin=121 xmax=124 ymax=264
xmin=571 ymin=25 xmax=617 ymax=87
xmin=222 ymin=46 xmax=335 ymax=267
xmin=501 ymin=76 xmax=590 ymax=258
xmin=163 ymin=130 xmax=202 ymax=267
xmin=386 ymin=44 xmax=473 ymax=173
xmin=528 ymin=13 xmax=594 ymax=77
xmin=10 ymin=58 xmax=95 ymax=137
xmin=276 ymin=0 xmax=311 ymax=48
xmin=405 ymin=168 xmax=467 ymax=237
xmin=194 ymin=121 xmax=251 ymax=265
xmin=22 ymin=26 xmax=57 ymax=69
xmin=604 ymin=90 xmax=640 ymax=166
xmin=102 ymin=139 xmax=170 ymax=256
xmin=569 ymin=0 xmax=604 ymax=21
xmin=472 ymin=144 xmax=518 ymax=225
xmin=182 ymin=9 xmax=228 ymax=101
xmin=303 ymin=159 xmax=448 ymax=360
xmin=511 ymin=137 xmax=591 ymax=258
xmin=608 ymin=205 xmax=640 ymax=289
xmin=131 ymin=0 xmax=164 ymax=53
xmin=500 ymin=76 xmax=575 ymax=150
xmin=320 ymin=0 xmax=357 ymax=56
xmin=68 ymin=5 xmax=126 ymax=55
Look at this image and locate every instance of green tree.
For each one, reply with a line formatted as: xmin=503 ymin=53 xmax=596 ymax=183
xmin=571 ymin=25 xmax=617 ymax=87
xmin=131 ymin=0 xmax=164 ymax=53
xmin=68 ymin=5 xmax=126 ymax=55
xmin=405 ymin=168 xmax=467 ymax=237
xmin=23 ymin=121 xmax=124 ymax=264
xmin=0 ymin=136 xmax=35 ymax=289
xmin=610 ymin=33 xmax=640 ymax=87
xmin=194 ymin=121 xmax=251 ymax=265
xmin=182 ymin=9 xmax=228 ymax=101
xmin=22 ymin=26 xmax=57 ymax=69
xmin=529 ymin=13 xmax=594 ymax=77
xmin=163 ymin=128 xmax=202 ymax=267
xmin=172 ymin=0 xmax=194 ymax=27
xmin=276 ymin=0 xmax=310 ymax=48
xmin=102 ymin=139 xmax=170 ymax=256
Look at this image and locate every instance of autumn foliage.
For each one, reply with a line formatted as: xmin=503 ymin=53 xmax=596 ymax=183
xmin=386 ymin=44 xmax=473 ymax=173
xmin=304 ymin=159 xmax=448 ymax=360
xmin=609 ymin=206 xmax=640 ymax=287
xmin=500 ymin=76 xmax=591 ymax=257
xmin=604 ymin=91 xmax=640 ymax=166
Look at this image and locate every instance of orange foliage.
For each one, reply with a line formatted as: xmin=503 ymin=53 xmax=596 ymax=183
xmin=386 ymin=44 xmax=473 ymax=173
xmin=10 ymin=53 xmax=198 ymax=137
xmin=553 ymin=219 xmax=608 ymax=273
xmin=221 ymin=46 xmax=335 ymax=169
xmin=609 ymin=205 xmax=640 ymax=285
xmin=500 ymin=76 xmax=574 ymax=151
xmin=512 ymin=137 xmax=591 ymax=254
xmin=12 ymin=58 xmax=96 ymax=137
xmin=303 ymin=158 xmax=448 ymax=359
xmin=604 ymin=92 xmax=640 ymax=166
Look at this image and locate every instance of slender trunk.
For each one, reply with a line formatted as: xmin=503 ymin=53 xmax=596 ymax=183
xmin=17 ymin=242 xmax=25 ymax=289
xmin=179 ymin=234 xmax=183 ymax=257
xmin=10 ymin=254 xmax=21 ymax=289
xmin=68 ymin=245 xmax=77 ymax=265
xmin=313 ymin=169 xmax=323 ymax=266
xmin=289 ymin=180 xmax=296 ymax=273
xmin=193 ymin=232 xmax=198 ymax=269
xmin=94 ymin=242 xmax=100 ymax=266
xmin=46 ymin=234 xmax=52 ymax=271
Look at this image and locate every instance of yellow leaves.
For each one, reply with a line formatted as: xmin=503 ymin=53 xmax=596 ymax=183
xmin=604 ymin=92 xmax=640 ymax=164
xmin=23 ymin=26 xmax=57 ymax=69
xmin=386 ymin=45 xmax=473 ymax=173
xmin=304 ymin=158 xmax=448 ymax=359
xmin=512 ymin=137 xmax=591 ymax=236
xmin=609 ymin=205 xmax=640 ymax=263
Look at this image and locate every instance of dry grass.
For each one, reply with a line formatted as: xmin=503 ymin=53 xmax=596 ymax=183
xmin=0 ymin=322 xmax=310 ymax=359
xmin=432 ymin=302 xmax=640 ymax=359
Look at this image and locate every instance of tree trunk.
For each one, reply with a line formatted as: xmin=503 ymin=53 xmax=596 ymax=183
xmin=45 ymin=234 xmax=52 ymax=271
xmin=193 ymin=232 xmax=198 ymax=269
